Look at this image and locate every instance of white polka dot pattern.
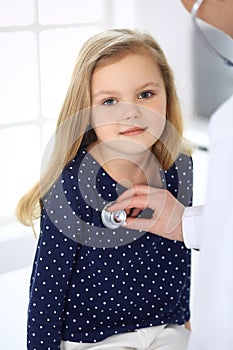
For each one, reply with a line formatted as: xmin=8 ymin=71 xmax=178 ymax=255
xmin=27 ymin=149 xmax=193 ymax=349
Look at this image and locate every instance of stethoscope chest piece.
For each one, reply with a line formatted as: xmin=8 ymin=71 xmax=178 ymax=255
xmin=101 ymin=202 xmax=127 ymax=229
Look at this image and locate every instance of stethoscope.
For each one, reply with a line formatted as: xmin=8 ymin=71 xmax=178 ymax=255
xmin=191 ymin=0 xmax=233 ymax=67
xmin=101 ymin=202 xmax=127 ymax=229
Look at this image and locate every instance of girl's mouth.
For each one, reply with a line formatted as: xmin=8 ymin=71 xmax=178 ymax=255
xmin=120 ymin=127 xmax=147 ymax=136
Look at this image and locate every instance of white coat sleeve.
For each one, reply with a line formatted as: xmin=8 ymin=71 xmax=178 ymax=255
xmin=182 ymin=205 xmax=204 ymax=250
xmin=187 ymin=94 xmax=233 ymax=350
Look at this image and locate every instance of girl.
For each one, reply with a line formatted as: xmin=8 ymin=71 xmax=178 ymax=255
xmin=17 ymin=29 xmax=193 ymax=350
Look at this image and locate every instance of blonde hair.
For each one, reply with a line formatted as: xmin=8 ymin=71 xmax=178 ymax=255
xmin=16 ymin=28 xmax=189 ymax=226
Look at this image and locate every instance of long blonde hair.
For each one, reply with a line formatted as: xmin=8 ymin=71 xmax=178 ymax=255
xmin=16 ymin=28 xmax=188 ymax=226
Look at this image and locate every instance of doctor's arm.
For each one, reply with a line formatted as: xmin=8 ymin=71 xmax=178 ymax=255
xmin=107 ymin=185 xmax=203 ymax=250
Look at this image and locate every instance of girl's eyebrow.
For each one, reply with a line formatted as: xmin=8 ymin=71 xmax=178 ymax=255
xmin=92 ymin=81 xmax=162 ymax=99
xmin=137 ymin=81 xmax=162 ymax=90
xmin=92 ymin=89 xmax=119 ymax=99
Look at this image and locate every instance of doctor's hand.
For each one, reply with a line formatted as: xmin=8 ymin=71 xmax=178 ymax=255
xmin=107 ymin=185 xmax=185 ymax=242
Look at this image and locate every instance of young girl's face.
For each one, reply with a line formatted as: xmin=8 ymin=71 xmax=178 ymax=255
xmin=90 ymin=52 xmax=167 ymax=154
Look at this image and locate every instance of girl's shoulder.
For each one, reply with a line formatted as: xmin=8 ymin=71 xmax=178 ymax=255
xmin=173 ymin=138 xmax=193 ymax=172
xmin=63 ymin=148 xmax=89 ymax=175
xmin=171 ymin=152 xmax=193 ymax=207
xmin=172 ymin=152 xmax=193 ymax=180
xmin=175 ymin=152 xmax=193 ymax=167
xmin=165 ymin=151 xmax=193 ymax=176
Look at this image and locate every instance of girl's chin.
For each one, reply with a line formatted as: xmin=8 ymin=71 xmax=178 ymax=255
xmin=99 ymin=137 xmax=156 ymax=149
xmin=101 ymin=143 xmax=154 ymax=157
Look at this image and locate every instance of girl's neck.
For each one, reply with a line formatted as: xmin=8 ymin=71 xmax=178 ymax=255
xmin=87 ymin=142 xmax=162 ymax=188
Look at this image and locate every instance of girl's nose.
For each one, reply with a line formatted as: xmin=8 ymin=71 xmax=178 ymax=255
xmin=122 ymin=103 xmax=142 ymax=120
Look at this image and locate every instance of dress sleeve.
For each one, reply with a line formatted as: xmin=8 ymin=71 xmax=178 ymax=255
xmin=177 ymin=155 xmax=193 ymax=322
xmin=27 ymin=170 xmax=81 ymax=350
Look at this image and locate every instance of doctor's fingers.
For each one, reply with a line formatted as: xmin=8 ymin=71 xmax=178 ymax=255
xmin=125 ymin=211 xmax=184 ymax=242
xmin=109 ymin=194 xmax=152 ymax=213
xmin=108 ymin=187 xmax=167 ymax=213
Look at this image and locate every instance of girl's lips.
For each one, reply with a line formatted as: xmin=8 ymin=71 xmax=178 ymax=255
xmin=120 ymin=127 xmax=147 ymax=136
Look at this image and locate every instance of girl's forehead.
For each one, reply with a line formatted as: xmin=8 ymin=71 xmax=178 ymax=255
xmin=95 ymin=47 xmax=157 ymax=69
xmin=93 ymin=52 xmax=160 ymax=76
xmin=91 ymin=53 xmax=166 ymax=99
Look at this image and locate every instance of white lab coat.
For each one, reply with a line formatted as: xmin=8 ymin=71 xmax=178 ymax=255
xmin=187 ymin=93 xmax=233 ymax=349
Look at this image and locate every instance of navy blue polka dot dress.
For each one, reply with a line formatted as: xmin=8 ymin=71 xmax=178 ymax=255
xmin=27 ymin=148 xmax=193 ymax=349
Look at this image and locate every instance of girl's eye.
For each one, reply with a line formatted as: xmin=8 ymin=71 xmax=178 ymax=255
xmin=138 ymin=91 xmax=153 ymax=99
xmin=102 ymin=98 xmax=117 ymax=106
